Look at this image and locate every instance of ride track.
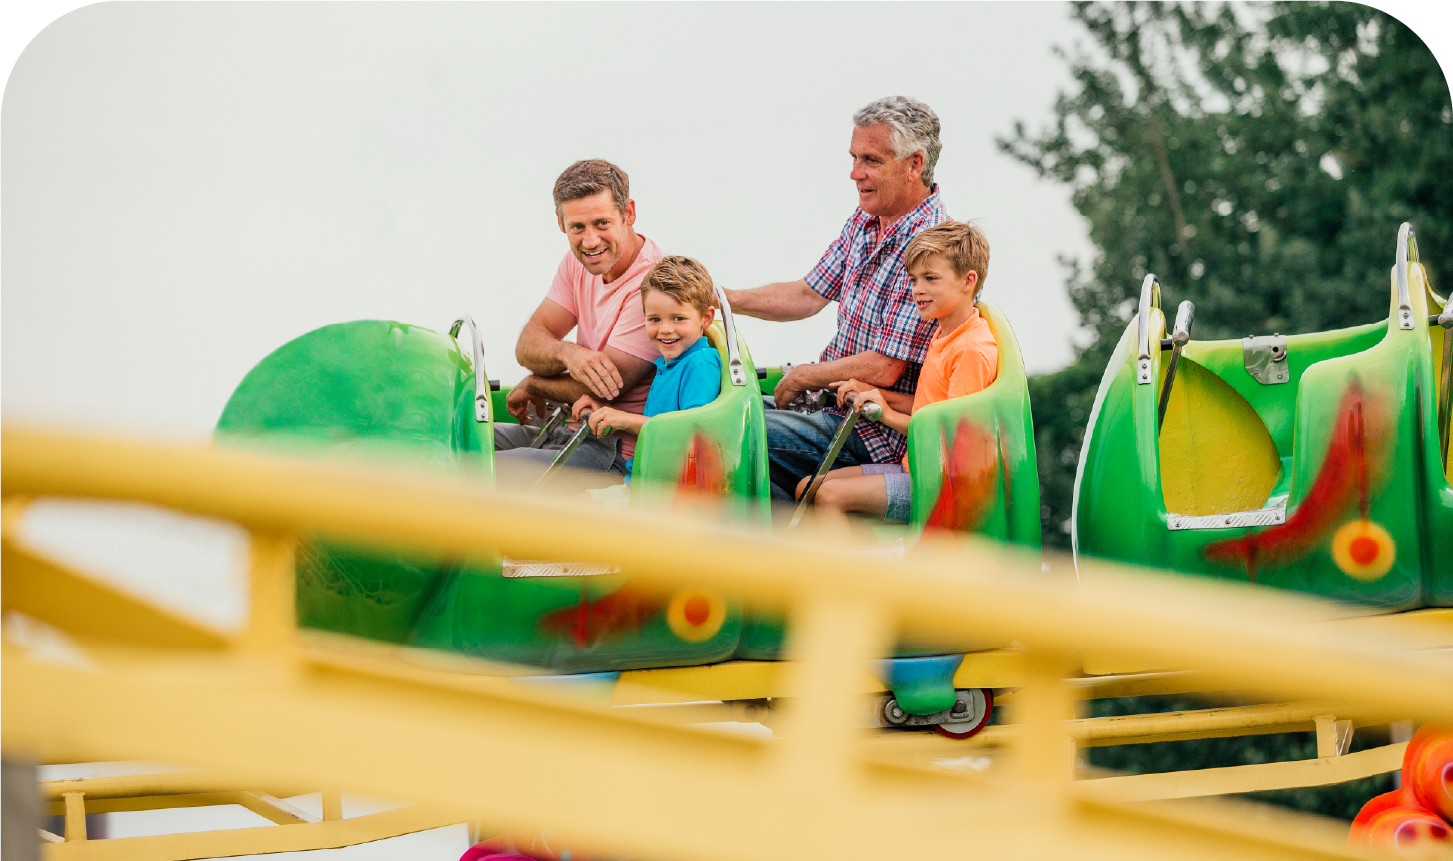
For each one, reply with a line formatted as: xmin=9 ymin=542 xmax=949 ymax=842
xmin=3 ymin=426 xmax=1452 ymax=861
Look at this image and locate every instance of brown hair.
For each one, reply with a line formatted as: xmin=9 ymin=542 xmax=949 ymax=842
xmin=641 ymin=256 xmax=718 ymax=316
xmin=904 ymin=221 xmax=990 ymax=296
xmin=552 ymin=159 xmax=630 ymax=217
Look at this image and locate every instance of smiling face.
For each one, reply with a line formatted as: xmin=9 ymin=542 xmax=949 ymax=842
xmin=908 ymin=252 xmax=979 ymax=327
xmin=643 ymin=290 xmax=714 ymax=360
xmin=558 ymin=190 xmax=639 ymax=281
xmin=849 ymin=124 xmax=925 ymax=219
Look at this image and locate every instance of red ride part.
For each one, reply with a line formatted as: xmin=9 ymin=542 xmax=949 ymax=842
xmin=933 ymin=689 xmax=994 ymax=739
xmin=1350 ymin=790 xmax=1452 ymax=857
xmin=1405 ymin=725 xmax=1453 ymax=822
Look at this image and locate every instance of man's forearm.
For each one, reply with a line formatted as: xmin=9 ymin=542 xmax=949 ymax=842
xmin=796 ymin=352 xmax=907 ymax=389
xmin=725 ymin=280 xmax=829 ymax=322
xmin=515 ymin=323 xmax=577 ymax=377
xmin=521 ymin=373 xmax=592 ymax=406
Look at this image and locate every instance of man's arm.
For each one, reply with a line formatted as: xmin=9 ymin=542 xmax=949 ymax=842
xmin=517 ymin=345 xmax=656 ymax=413
xmin=773 ymin=351 xmax=907 ymax=408
xmin=723 ymin=280 xmax=830 ymax=323
xmin=515 ymin=298 xmax=628 ymax=400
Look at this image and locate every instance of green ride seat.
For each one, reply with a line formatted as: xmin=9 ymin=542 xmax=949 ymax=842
xmin=1074 ymin=223 xmax=1453 ymax=612
xmin=904 ymin=300 xmax=1041 ymax=546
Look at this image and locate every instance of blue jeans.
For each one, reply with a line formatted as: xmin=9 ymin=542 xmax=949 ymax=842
xmin=764 ymin=410 xmax=875 ymax=501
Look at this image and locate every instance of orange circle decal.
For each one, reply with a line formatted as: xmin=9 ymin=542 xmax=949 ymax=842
xmin=667 ymin=589 xmax=726 ymax=642
xmin=1331 ymin=519 xmax=1396 ymax=581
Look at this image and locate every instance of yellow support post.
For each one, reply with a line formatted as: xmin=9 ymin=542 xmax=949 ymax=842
xmin=322 ymin=789 xmax=342 ymax=822
xmin=241 ymin=531 xmax=296 ymax=655
xmin=61 ymin=792 xmax=86 ymax=842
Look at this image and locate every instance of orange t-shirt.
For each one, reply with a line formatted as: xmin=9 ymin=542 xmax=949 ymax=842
xmin=904 ymin=306 xmax=999 ymax=468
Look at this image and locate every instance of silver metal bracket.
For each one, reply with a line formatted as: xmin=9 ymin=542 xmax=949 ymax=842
xmin=872 ymin=689 xmax=990 ymax=730
xmin=1243 ymin=334 xmax=1289 ymax=385
xmin=1167 ymin=496 xmax=1287 ymax=531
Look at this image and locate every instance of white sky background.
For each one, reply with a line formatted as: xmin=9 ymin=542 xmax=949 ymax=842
xmin=2 ymin=1 xmax=1100 ymax=439
xmin=4 ymin=2 xmax=1453 ymax=859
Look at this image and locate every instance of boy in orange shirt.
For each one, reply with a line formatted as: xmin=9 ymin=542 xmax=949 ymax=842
xmin=799 ymin=221 xmax=997 ymax=526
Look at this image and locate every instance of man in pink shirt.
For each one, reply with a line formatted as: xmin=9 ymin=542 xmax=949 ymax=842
xmin=496 ymin=159 xmax=663 ymax=477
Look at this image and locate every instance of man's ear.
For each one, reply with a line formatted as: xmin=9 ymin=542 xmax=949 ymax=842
xmin=909 ymin=151 xmax=925 ymax=184
xmin=623 ymin=199 xmax=637 ymax=226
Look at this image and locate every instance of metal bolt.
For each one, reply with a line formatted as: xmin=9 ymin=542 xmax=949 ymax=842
xmin=890 ymin=705 xmax=904 ymax=719
xmin=951 ymin=701 xmax=969 ymax=716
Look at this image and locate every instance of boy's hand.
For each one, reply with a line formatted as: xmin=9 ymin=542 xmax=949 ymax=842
xmin=571 ymin=394 xmax=604 ymax=422
xmin=848 ymin=387 xmax=887 ymax=414
xmin=830 ymin=379 xmax=877 ymax=409
xmin=586 ymin=406 xmax=621 ymax=437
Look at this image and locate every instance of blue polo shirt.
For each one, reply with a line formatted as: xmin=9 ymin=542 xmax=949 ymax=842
xmin=625 ymin=336 xmax=722 ymax=479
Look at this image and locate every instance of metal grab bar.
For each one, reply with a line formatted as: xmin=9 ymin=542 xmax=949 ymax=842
xmin=1135 ymin=274 xmax=1162 ymax=385
xmin=532 ymin=411 xmax=594 ymax=491
xmin=788 ymin=394 xmax=883 ymax=528
xmin=1396 ymin=223 xmax=1418 ymax=331
xmin=1157 ymin=300 xmax=1195 ymax=429
xmin=713 ymin=284 xmax=748 ymax=387
xmin=1437 ymin=294 xmax=1453 ymax=467
xmin=449 ymin=317 xmax=493 ymax=424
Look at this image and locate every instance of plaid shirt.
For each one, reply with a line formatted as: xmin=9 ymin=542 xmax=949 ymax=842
xmin=804 ymin=186 xmax=950 ymax=462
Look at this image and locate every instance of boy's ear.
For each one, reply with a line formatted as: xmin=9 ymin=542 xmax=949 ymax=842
xmin=702 ymin=306 xmax=717 ymax=329
xmin=964 ymin=270 xmax=979 ymax=296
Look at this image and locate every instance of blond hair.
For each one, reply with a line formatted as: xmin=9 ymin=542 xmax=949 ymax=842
xmin=641 ymin=256 xmax=718 ymax=316
xmin=904 ymin=221 xmax=990 ymax=296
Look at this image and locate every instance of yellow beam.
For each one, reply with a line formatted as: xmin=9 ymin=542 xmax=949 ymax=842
xmin=0 ymin=542 xmax=228 ymax=650
xmin=1081 ymin=742 xmax=1406 ymax=802
xmin=41 ymin=771 xmax=310 ymax=801
xmin=40 ymin=804 xmax=464 ymax=861
xmin=4 ymin=429 xmax=1451 ymax=723
xmin=3 ymin=640 xmax=1372 ymax=861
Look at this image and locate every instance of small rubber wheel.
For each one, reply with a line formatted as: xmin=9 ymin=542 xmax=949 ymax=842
xmin=933 ymin=689 xmax=993 ymax=739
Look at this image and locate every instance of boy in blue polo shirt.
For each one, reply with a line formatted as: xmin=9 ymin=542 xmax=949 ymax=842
xmin=576 ymin=256 xmax=721 ymax=479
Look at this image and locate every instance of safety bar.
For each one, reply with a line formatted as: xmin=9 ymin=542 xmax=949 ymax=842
xmin=1396 ymin=223 xmax=1418 ymax=331
xmin=449 ymin=317 xmax=493 ymax=423
xmin=1136 ymin=274 xmax=1162 ymax=385
xmin=713 ymin=285 xmax=748 ymax=387
xmin=1438 ymin=294 xmax=1453 ymax=467
xmin=532 ymin=411 xmax=593 ymax=491
xmin=1157 ymin=301 xmax=1195 ymax=429
xmin=788 ymin=394 xmax=882 ymax=528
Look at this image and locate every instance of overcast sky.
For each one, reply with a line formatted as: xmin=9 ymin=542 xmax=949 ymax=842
xmin=4 ymin=3 xmax=1452 ymax=859
xmin=5 ymin=2 xmax=1452 ymax=439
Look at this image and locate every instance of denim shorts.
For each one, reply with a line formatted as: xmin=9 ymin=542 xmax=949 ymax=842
xmin=861 ymin=463 xmax=911 ymax=523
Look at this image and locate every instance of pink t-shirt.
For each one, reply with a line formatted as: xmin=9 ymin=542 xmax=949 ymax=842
xmin=545 ymin=234 xmax=663 ymax=458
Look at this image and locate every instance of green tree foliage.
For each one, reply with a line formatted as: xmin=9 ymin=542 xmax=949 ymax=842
xmin=1002 ymin=1 xmax=1453 ymax=548
xmin=1004 ymin=3 xmax=1449 ymax=822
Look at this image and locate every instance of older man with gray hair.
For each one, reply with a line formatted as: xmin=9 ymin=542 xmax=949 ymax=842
xmin=724 ymin=96 xmax=950 ymax=503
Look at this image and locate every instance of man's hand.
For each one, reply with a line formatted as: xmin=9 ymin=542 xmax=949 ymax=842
xmin=506 ymin=378 xmax=552 ymax=424
xmin=562 ymin=344 xmax=624 ymax=401
xmin=773 ymin=363 xmax=815 ymax=410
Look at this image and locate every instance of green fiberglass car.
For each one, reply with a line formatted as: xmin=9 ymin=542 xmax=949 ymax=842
xmin=1074 ymin=223 xmax=1453 ymax=610
xmin=216 ymin=291 xmax=1041 ymax=736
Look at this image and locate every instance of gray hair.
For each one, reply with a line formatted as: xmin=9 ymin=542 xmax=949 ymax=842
xmin=853 ymin=96 xmax=942 ymax=187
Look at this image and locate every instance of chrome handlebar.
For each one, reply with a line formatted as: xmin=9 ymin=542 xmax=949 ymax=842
xmin=1136 ymin=274 xmax=1162 ymax=385
xmin=1396 ymin=223 xmax=1419 ymax=331
xmin=713 ymin=284 xmax=747 ymax=387
xmin=449 ymin=316 xmax=492 ymax=423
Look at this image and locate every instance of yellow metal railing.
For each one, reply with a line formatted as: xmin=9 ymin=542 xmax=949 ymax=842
xmin=4 ymin=427 xmax=1451 ymax=861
